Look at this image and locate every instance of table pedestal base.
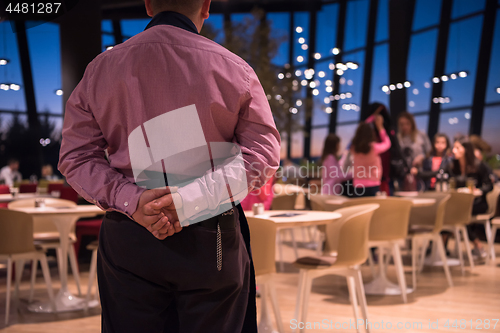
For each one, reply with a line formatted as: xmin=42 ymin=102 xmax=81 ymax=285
xmin=364 ymin=276 xmax=413 ymax=296
xmin=28 ymin=289 xmax=99 ymax=313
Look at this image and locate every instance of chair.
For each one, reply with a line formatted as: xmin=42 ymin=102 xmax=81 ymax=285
xmin=469 ymin=185 xmax=500 ymax=263
xmin=0 ymin=209 xmax=55 ymax=325
xmin=47 ymin=182 xmax=64 ymax=195
xmin=74 ymin=217 xmax=103 ymax=257
xmin=293 ymin=204 xmax=379 ymax=333
xmin=85 ymin=240 xmax=100 ymax=311
xmin=271 ymin=192 xmax=300 ymax=271
xmin=19 ymin=183 xmax=37 ymax=193
xmin=0 ymin=185 xmax=10 ymax=208
xmin=338 ymin=198 xmax=413 ymax=303
xmin=407 ymin=193 xmax=452 ymax=290
xmin=8 ymin=198 xmax=82 ymax=298
xmin=491 ymin=217 xmax=500 ymax=262
xmin=441 ymin=192 xmax=476 ymax=275
xmin=60 ymin=186 xmax=79 ymax=203
xmin=247 ymin=217 xmax=284 ymax=333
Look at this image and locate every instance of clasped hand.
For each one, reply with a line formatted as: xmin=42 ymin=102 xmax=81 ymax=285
xmin=132 ymin=187 xmax=183 ymax=240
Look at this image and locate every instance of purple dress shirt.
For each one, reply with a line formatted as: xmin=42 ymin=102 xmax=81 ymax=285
xmin=58 ymin=22 xmax=281 ymax=220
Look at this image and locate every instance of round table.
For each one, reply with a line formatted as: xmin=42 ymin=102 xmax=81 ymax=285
xmin=11 ymin=205 xmax=104 ymax=313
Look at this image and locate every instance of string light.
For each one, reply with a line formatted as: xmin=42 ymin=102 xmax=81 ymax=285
xmin=413 ymin=88 xmax=419 ymax=95
xmin=325 ymin=107 xmax=333 ymax=114
xmin=409 ymin=101 xmax=415 ymax=107
xmin=289 ymin=107 xmax=298 ymax=114
xmin=342 ymin=103 xmax=360 ymax=111
xmin=312 ymin=89 xmax=319 ymax=96
xmin=0 ymin=83 xmax=21 ymax=91
xmin=301 ymin=44 xmax=308 ymax=50
xmin=296 ymin=27 xmax=303 ymax=33
xmin=318 ymin=71 xmax=326 ymax=78
xmin=329 ymin=63 xmax=335 ymax=70
xmin=441 ymin=75 xmax=449 ymax=82
xmin=424 ymin=82 xmax=431 ymax=88
xmin=105 ymin=45 xmax=114 ymax=50
xmin=301 ymin=80 xmax=308 ymax=86
xmin=326 ymin=86 xmax=333 ymax=93
xmin=347 ymin=80 xmax=353 ymax=86
xmin=309 ymin=82 xmax=316 ymax=88
xmin=297 ymin=56 xmax=304 ymax=63
xmin=332 ymin=48 xmax=340 ymax=55
xmin=458 ymin=71 xmax=467 ymax=77
xmin=336 ymin=69 xmax=344 ymax=76
xmin=295 ymin=70 xmax=302 ymax=76
xmin=448 ymin=117 xmax=459 ymax=125
xmin=404 ymin=81 xmax=411 ymax=88
xmin=433 ymin=97 xmax=451 ymax=104
xmin=39 ymin=138 xmax=51 ymax=146
xmin=389 ymin=84 xmax=396 ymax=91
xmin=278 ymin=73 xmax=284 ymax=80
xmin=450 ymin=73 xmax=457 ymax=80
xmin=298 ymin=37 xmax=305 ymax=44
xmin=325 ymin=80 xmax=332 ymax=86
xmin=0 ymin=58 xmax=9 ymax=65
xmin=465 ymin=112 xmax=471 ymax=119
xmin=314 ymin=53 xmax=321 ymax=60
xmin=496 ymin=87 xmax=500 ymax=94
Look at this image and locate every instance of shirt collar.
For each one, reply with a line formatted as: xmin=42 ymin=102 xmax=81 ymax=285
xmin=145 ymin=11 xmax=199 ymax=35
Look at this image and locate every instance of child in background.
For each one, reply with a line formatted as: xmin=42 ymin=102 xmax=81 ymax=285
xmin=351 ymin=115 xmax=391 ymax=196
xmin=320 ymin=134 xmax=352 ymax=195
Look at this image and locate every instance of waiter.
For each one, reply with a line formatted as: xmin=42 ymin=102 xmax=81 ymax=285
xmin=58 ymin=0 xmax=280 ymax=332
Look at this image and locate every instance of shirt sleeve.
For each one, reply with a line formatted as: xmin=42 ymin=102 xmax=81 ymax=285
xmin=372 ymin=129 xmax=391 ymax=155
xmin=174 ymin=64 xmax=281 ymax=224
xmin=58 ymin=63 xmax=145 ymax=218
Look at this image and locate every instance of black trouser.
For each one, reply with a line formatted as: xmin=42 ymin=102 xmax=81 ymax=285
xmin=97 ymin=206 xmax=255 ymax=333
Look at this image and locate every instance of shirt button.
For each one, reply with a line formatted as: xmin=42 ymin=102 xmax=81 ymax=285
xmin=124 ymin=202 xmax=129 ymax=207
xmin=195 ymin=206 xmax=199 ymax=211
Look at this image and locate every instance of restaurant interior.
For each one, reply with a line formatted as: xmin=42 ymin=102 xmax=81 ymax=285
xmin=1 ymin=0 xmax=500 ymax=332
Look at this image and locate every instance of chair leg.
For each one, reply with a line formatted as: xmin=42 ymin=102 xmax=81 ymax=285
xmin=453 ymin=227 xmax=465 ymax=275
xmin=268 ymin=280 xmax=285 ymax=333
xmin=68 ymin=244 xmax=82 ymax=296
xmin=39 ymin=255 xmax=56 ymax=312
xmin=14 ymin=260 xmax=25 ymax=313
xmin=277 ymin=231 xmax=285 ymax=272
xmin=6 ymin=257 xmax=12 ymax=326
xmin=418 ymin=239 xmax=429 ymax=273
xmin=436 ymin=235 xmax=453 ymax=287
xmin=460 ymin=226 xmax=474 ymax=270
xmin=484 ymin=220 xmax=494 ymax=264
xmin=29 ymin=259 xmax=38 ymax=303
xmin=412 ymin=238 xmax=418 ymax=291
xmin=367 ymin=248 xmax=376 ymax=279
xmin=300 ymin=274 xmax=313 ymax=333
xmin=290 ymin=229 xmax=299 ymax=260
xmin=86 ymin=249 xmax=98 ymax=311
xmin=491 ymin=225 xmax=498 ymax=262
xmin=294 ymin=270 xmax=306 ymax=330
xmin=392 ymin=243 xmax=407 ymax=303
xmin=354 ymin=269 xmax=371 ymax=333
xmin=346 ymin=275 xmax=361 ymax=331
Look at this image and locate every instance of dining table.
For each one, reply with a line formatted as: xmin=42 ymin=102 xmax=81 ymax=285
xmin=245 ymin=209 xmax=342 ymax=333
xmin=0 ymin=193 xmax=55 ymax=203
xmin=10 ymin=204 xmax=104 ymax=313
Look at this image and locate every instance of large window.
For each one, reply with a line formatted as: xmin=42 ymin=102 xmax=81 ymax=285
xmin=438 ymin=110 xmax=471 ymax=140
xmin=485 ymin=9 xmax=500 ymax=104
xmin=413 ymin=0 xmax=442 ymax=31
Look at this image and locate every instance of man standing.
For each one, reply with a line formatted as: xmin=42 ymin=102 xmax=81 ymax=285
xmin=58 ymin=0 xmax=280 ymax=332
xmin=0 ymin=158 xmax=22 ymax=186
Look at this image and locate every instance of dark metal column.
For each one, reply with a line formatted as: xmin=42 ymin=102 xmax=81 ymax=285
xmin=112 ymin=20 xmax=123 ymax=45
xmin=328 ymin=0 xmax=347 ymax=134
xmin=287 ymin=11 xmax=295 ymax=159
xmin=360 ymin=0 xmax=379 ymax=120
xmin=427 ymin=0 xmax=452 ymax=139
xmin=303 ymin=8 xmax=318 ymax=160
xmin=470 ymin=0 xmax=497 ymax=136
xmin=388 ymin=0 xmax=415 ymax=126
xmin=59 ymin=0 xmax=101 ymax=112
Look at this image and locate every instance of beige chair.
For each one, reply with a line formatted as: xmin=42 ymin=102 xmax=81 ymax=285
xmin=338 ymin=198 xmax=413 ymax=303
xmin=247 ymin=217 xmax=284 ymax=333
xmin=441 ymin=192 xmax=476 ymax=274
xmin=0 ymin=210 xmax=55 ymax=325
xmin=408 ymin=193 xmax=452 ymax=289
xmin=293 ymin=204 xmax=379 ymax=333
xmin=8 ymin=198 xmax=82 ymax=299
xmin=85 ymin=240 xmax=100 ymax=311
xmin=272 ymin=192 xmax=300 ymax=271
xmin=491 ymin=217 xmax=500 ymax=262
xmin=470 ymin=185 xmax=500 ymax=263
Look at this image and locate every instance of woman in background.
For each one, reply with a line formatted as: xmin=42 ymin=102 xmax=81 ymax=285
xmin=451 ymin=137 xmax=494 ymax=258
xmin=414 ymin=133 xmax=453 ymax=191
xmin=397 ymin=111 xmax=432 ymax=171
xmin=320 ymin=134 xmax=352 ymax=195
xmin=351 ymin=115 xmax=391 ymax=196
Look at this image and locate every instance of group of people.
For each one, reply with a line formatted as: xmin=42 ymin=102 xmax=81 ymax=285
xmin=0 ymin=159 xmax=59 ymax=186
xmin=320 ymin=103 xmax=497 ymax=257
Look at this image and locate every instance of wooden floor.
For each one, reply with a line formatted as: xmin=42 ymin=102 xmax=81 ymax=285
xmin=1 ymin=234 xmax=499 ymax=333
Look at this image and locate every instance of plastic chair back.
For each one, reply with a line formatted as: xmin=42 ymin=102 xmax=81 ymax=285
xmin=19 ymin=183 xmax=37 ymax=193
xmin=485 ymin=185 xmax=500 ymax=218
xmin=339 ymin=197 xmax=413 ymax=241
xmin=271 ymin=192 xmax=299 ymax=210
xmin=0 ymin=185 xmax=10 ymax=194
xmin=0 ymin=210 xmax=36 ymax=255
xmin=408 ymin=192 xmax=450 ymax=228
xmin=247 ymin=217 xmax=277 ymax=276
xmin=324 ymin=204 xmax=379 ymax=266
xmin=443 ymin=192 xmax=475 ymax=226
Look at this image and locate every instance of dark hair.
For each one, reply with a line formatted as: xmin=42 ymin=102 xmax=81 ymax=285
xmin=7 ymin=158 xmax=19 ymax=165
xmin=352 ymin=123 xmax=375 ymax=154
xmin=454 ymin=137 xmax=477 ymax=173
xmin=397 ymin=111 xmax=418 ymax=142
xmin=431 ymin=133 xmax=450 ymax=157
xmin=368 ymin=102 xmax=392 ymax=133
xmin=150 ymin=0 xmax=204 ymax=14
xmin=321 ymin=134 xmax=340 ymax=165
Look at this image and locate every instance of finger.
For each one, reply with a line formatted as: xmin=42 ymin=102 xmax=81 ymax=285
xmin=173 ymin=221 xmax=183 ymax=233
xmin=151 ymin=194 xmax=174 ymax=210
xmin=140 ymin=213 xmax=165 ymax=229
xmin=150 ymin=215 xmax=170 ymax=232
